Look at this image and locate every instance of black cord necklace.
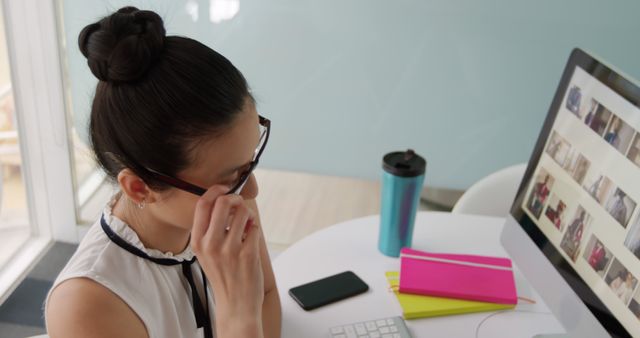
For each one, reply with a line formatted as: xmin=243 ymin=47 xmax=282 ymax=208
xmin=100 ymin=214 xmax=213 ymax=338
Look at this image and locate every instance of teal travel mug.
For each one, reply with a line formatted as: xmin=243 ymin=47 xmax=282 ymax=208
xmin=379 ymin=149 xmax=426 ymax=257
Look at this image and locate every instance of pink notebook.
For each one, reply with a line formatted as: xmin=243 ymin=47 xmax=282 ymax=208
xmin=399 ymin=248 xmax=517 ymax=305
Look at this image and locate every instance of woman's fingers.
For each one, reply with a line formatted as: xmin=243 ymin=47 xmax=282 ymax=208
xmin=193 ymin=188 xmax=260 ymax=263
xmin=225 ymin=206 xmax=249 ymax=244
xmin=242 ymin=221 xmax=261 ymax=255
xmin=241 ymin=219 xmax=254 ymax=242
xmin=192 ymin=190 xmax=265 ymax=325
xmin=191 ymin=185 xmax=228 ymax=250
xmin=203 ymin=194 xmax=244 ymax=247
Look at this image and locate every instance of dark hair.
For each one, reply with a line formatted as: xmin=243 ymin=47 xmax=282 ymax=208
xmin=79 ymin=6 xmax=252 ymax=190
xmin=618 ymin=269 xmax=629 ymax=281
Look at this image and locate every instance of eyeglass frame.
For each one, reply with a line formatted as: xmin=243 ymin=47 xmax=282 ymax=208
xmin=143 ymin=115 xmax=271 ymax=196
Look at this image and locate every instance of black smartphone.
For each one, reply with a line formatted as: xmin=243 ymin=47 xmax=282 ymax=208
xmin=288 ymin=271 xmax=369 ymax=311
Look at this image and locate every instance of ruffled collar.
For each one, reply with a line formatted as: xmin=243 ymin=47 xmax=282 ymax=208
xmin=102 ymin=193 xmax=195 ymax=262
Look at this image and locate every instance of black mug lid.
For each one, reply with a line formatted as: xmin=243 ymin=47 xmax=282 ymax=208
xmin=382 ymin=149 xmax=427 ymax=177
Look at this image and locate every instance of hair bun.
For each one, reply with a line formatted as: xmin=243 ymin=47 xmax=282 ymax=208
xmin=78 ymin=6 xmax=166 ymax=83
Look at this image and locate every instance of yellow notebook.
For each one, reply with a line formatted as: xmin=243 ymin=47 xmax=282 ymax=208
xmin=385 ymin=271 xmax=514 ymax=319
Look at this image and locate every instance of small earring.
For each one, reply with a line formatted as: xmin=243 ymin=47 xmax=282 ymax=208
xmin=137 ymin=198 xmax=146 ymax=209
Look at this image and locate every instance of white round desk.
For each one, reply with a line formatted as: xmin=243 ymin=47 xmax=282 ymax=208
xmin=272 ymin=211 xmax=565 ymax=338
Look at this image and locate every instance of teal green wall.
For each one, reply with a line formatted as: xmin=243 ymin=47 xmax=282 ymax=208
xmin=60 ymin=0 xmax=640 ymax=189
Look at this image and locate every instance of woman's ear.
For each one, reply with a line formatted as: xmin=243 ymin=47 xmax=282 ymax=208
xmin=117 ymin=169 xmax=155 ymax=204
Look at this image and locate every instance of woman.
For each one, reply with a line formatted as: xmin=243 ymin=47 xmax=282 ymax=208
xmin=45 ymin=7 xmax=281 ymax=338
xmin=587 ymin=241 xmax=606 ymax=272
xmin=528 ymin=175 xmax=550 ymax=217
xmin=604 ymin=118 xmax=621 ymax=148
xmin=608 ymin=189 xmax=629 ymax=226
xmin=561 ymin=210 xmax=585 ymax=261
xmin=545 ymin=201 xmax=565 ymax=230
xmin=610 ymin=270 xmax=635 ymax=305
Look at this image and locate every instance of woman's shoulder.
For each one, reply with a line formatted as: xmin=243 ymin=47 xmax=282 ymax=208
xmin=56 ymin=218 xmax=140 ymax=280
xmin=46 ymin=277 xmax=148 ymax=338
xmin=45 ymin=218 xmax=149 ymax=337
xmin=46 ymin=210 xmax=199 ymax=338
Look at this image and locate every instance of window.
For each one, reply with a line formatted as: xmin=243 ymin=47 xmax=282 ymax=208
xmin=0 ymin=0 xmax=76 ymax=304
xmin=0 ymin=3 xmax=29 ymax=271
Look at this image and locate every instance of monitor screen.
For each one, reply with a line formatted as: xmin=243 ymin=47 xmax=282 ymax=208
xmin=512 ymin=49 xmax=640 ymax=337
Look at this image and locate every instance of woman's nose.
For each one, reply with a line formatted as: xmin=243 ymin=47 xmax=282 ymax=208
xmin=240 ymin=173 xmax=259 ymax=200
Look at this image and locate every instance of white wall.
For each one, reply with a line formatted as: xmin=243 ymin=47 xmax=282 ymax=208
xmin=59 ymin=0 xmax=640 ymax=190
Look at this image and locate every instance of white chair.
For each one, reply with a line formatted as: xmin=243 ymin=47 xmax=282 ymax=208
xmin=25 ymin=335 xmax=48 ymax=338
xmin=452 ymin=163 xmax=527 ymax=217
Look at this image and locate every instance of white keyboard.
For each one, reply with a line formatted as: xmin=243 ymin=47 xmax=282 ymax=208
xmin=329 ymin=316 xmax=412 ymax=338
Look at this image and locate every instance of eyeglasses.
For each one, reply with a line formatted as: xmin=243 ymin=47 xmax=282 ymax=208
xmin=145 ymin=115 xmax=271 ymax=196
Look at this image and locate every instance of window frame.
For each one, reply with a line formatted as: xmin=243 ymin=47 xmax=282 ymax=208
xmin=0 ymin=0 xmax=77 ymax=305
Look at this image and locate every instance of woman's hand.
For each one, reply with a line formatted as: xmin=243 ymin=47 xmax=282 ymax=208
xmin=191 ymin=186 xmax=265 ymax=337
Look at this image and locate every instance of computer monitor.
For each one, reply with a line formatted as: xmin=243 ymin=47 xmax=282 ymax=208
xmin=501 ymin=48 xmax=640 ymax=338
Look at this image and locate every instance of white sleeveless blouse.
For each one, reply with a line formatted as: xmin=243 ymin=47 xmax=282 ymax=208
xmin=45 ymin=194 xmax=216 ymax=338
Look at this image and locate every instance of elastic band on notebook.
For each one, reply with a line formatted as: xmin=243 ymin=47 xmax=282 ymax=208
xmin=400 ymin=253 xmax=513 ymax=271
xmin=517 ymin=296 xmax=536 ymax=304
